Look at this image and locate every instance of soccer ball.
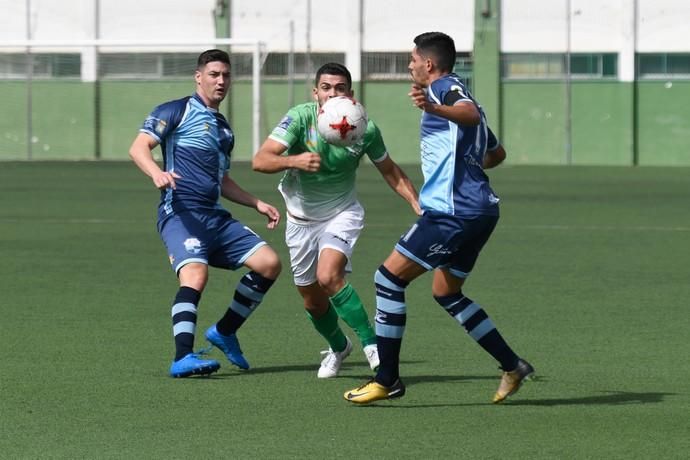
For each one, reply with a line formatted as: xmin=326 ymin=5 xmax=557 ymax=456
xmin=317 ymin=96 xmax=368 ymax=147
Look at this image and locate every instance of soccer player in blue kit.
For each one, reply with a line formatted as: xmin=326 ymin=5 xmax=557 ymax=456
xmin=129 ymin=49 xmax=282 ymax=378
xmin=345 ymin=32 xmax=534 ymax=403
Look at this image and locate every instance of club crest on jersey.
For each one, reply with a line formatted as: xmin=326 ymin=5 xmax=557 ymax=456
xmin=183 ymin=237 xmax=202 ymax=254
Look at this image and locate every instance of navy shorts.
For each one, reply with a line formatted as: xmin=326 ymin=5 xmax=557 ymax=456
xmin=395 ymin=211 xmax=498 ymax=278
xmin=158 ymin=209 xmax=266 ymax=273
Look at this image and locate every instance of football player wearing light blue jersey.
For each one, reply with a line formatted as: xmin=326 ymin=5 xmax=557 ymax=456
xmin=129 ymin=49 xmax=282 ymax=378
xmin=345 ymin=33 xmax=534 ymax=404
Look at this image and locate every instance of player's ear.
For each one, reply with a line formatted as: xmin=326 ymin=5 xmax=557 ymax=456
xmin=312 ymin=87 xmax=319 ymax=101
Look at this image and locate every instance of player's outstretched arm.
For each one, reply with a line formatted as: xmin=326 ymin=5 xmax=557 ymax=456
xmin=408 ymin=84 xmax=480 ymax=126
xmin=220 ymin=174 xmax=280 ymax=229
xmin=374 ymin=156 xmax=422 ymax=215
xmin=252 ymin=138 xmax=321 ymax=173
xmin=128 ymin=133 xmax=181 ymax=190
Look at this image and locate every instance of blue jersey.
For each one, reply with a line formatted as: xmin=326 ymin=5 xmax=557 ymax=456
xmin=140 ymin=93 xmax=235 ymax=219
xmin=418 ymin=74 xmax=500 ymax=217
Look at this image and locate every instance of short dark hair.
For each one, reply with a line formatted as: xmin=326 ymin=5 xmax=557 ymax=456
xmin=197 ymin=49 xmax=231 ymax=70
xmin=315 ymin=62 xmax=352 ymax=89
xmin=413 ymin=32 xmax=456 ymax=73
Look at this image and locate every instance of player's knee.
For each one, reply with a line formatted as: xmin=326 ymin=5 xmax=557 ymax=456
xmin=250 ymin=246 xmax=282 ymax=280
xmin=315 ymin=270 xmax=342 ymax=295
xmin=178 ymin=263 xmax=209 ymax=291
xmin=262 ymin=253 xmax=282 ymax=280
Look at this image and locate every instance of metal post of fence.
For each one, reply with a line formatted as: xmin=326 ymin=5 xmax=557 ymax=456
xmin=632 ymin=0 xmax=639 ymax=166
xmin=565 ymin=0 xmax=572 ymax=165
xmin=94 ymin=0 xmax=102 ymax=159
xmin=25 ymin=0 xmax=33 ymax=160
xmin=288 ymin=20 xmax=295 ymax=108
xmin=305 ymin=0 xmax=312 ymax=100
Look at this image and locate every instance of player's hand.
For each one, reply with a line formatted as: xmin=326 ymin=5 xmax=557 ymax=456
xmin=152 ymin=171 xmax=181 ymax=190
xmin=292 ymin=152 xmax=321 ymax=172
xmin=256 ymin=200 xmax=281 ymax=229
xmin=408 ymin=84 xmax=428 ymax=110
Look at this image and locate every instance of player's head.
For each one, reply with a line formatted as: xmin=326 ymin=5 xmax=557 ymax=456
xmin=313 ymin=62 xmax=353 ymax=107
xmin=195 ymin=49 xmax=231 ymax=109
xmin=409 ymin=32 xmax=456 ymax=87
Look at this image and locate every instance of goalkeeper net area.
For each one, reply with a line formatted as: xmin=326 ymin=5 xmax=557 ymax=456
xmin=0 ymin=39 xmax=265 ymax=160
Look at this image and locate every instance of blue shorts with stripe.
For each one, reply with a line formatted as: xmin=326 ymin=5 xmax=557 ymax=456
xmin=158 ymin=209 xmax=266 ymax=274
xmin=395 ymin=211 xmax=498 ymax=278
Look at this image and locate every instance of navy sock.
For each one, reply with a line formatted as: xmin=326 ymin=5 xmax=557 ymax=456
xmin=435 ymin=291 xmax=519 ymax=370
xmin=216 ymin=271 xmax=275 ymax=335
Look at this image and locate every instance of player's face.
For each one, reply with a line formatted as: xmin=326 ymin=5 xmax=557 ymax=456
xmin=195 ymin=61 xmax=231 ymax=109
xmin=313 ymin=74 xmax=353 ymax=107
xmin=408 ymin=47 xmax=431 ymax=87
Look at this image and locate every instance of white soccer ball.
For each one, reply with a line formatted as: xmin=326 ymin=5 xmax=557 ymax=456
xmin=317 ymin=96 xmax=368 ymax=147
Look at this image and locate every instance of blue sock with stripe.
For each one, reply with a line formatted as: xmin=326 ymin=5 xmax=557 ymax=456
xmin=216 ymin=271 xmax=275 ymax=335
xmin=373 ymin=265 xmax=409 ymax=387
xmin=172 ymin=286 xmax=201 ymax=361
xmin=434 ymin=292 xmax=519 ymax=370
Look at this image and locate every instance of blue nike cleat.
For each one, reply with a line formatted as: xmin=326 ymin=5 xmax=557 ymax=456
xmin=169 ymin=353 xmax=220 ymax=378
xmin=205 ymin=325 xmax=250 ymax=370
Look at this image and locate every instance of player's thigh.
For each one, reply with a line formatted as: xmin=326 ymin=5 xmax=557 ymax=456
xmin=432 ymin=268 xmax=465 ymax=297
xmin=158 ymin=212 xmax=211 ymax=273
xmin=178 ymin=262 xmax=210 ymax=291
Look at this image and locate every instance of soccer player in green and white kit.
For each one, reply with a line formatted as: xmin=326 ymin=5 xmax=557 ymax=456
xmin=253 ymin=63 xmax=420 ymax=378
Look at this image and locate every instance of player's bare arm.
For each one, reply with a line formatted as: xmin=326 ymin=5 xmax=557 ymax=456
xmin=484 ymin=144 xmax=507 ymax=169
xmin=220 ymin=174 xmax=280 ymax=228
xmin=128 ymin=132 xmax=181 ymax=190
xmin=252 ymin=138 xmax=321 ymax=173
xmin=374 ymin=156 xmax=422 ymax=215
xmin=408 ymin=85 xmax=480 ymax=126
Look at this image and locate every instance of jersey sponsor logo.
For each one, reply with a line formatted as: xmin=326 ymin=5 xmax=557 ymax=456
xmin=306 ymin=126 xmax=318 ymax=148
xmin=155 ymin=118 xmax=167 ymax=135
xmin=465 ymin=153 xmax=481 ymax=167
xmin=426 ymin=243 xmax=452 ymax=258
xmin=345 ymin=142 xmax=364 ymax=157
xmin=183 ymin=237 xmax=202 ymax=254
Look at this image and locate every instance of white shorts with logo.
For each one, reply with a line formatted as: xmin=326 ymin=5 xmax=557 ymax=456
xmin=285 ymin=201 xmax=364 ymax=286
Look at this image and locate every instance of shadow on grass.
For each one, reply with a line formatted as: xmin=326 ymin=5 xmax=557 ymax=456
xmin=352 ymin=390 xmax=674 ymax=409
xmin=199 ymin=359 xmax=428 ymax=378
xmin=507 ymin=391 xmax=674 ymax=407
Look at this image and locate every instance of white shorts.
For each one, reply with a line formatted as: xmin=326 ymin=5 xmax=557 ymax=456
xmin=285 ymin=201 xmax=364 ymax=286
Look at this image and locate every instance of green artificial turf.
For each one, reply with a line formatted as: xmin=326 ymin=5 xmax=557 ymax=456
xmin=1 ymin=161 xmax=688 ymax=458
